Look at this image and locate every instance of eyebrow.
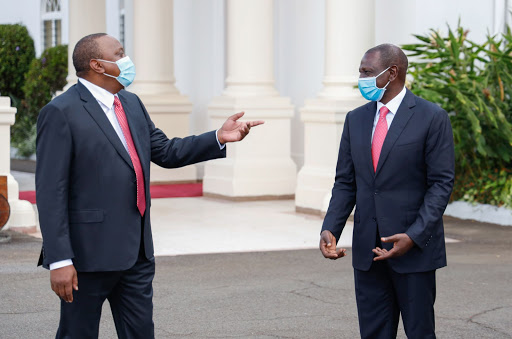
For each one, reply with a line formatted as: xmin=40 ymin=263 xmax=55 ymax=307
xmin=359 ymin=66 xmax=374 ymax=72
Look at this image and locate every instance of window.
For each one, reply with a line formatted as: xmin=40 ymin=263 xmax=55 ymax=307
xmin=45 ymin=0 xmax=60 ymax=12
xmin=41 ymin=0 xmax=63 ymax=51
xmin=119 ymin=0 xmax=125 ymax=48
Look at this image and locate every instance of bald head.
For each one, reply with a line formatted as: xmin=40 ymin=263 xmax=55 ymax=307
xmin=365 ymin=44 xmax=408 ymax=83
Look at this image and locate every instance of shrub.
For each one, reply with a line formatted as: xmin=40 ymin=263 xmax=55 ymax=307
xmin=402 ymin=25 xmax=512 ymax=208
xmin=0 ymin=24 xmax=35 ymax=102
xmin=11 ymin=44 xmax=68 ymax=157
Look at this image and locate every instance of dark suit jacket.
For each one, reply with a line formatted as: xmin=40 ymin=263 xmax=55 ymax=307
xmin=322 ymin=89 xmax=455 ymax=273
xmin=36 ymin=81 xmax=226 ymax=272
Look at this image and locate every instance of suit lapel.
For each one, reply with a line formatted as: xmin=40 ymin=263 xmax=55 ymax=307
xmin=76 ymin=82 xmax=134 ymax=169
xmin=117 ymin=91 xmax=149 ymax=179
xmin=363 ymin=102 xmax=377 ymax=176
xmin=375 ymin=89 xmax=417 ymax=176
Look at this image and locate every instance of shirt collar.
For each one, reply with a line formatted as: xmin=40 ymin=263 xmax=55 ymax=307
xmin=78 ymin=77 xmax=116 ymax=109
xmin=376 ymin=86 xmax=407 ymax=115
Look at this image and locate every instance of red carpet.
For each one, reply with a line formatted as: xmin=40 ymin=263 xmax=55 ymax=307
xmin=19 ymin=191 xmax=36 ymax=204
xmin=150 ymin=183 xmax=203 ymax=199
xmin=18 ymin=183 xmax=203 ymax=204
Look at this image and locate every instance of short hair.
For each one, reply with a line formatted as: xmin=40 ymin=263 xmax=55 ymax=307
xmin=365 ymin=44 xmax=408 ymax=81
xmin=72 ymin=33 xmax=107 ymax=77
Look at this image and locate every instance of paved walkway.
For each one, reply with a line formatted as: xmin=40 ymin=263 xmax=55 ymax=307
xmin=1 ymin=217 xmax=511 ymax=338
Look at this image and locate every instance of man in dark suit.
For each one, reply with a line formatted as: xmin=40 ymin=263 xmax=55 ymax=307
xmin=319 ymin=44 xmax=455 ymax=338
xmin=36 ymin=33 xmax=263 ymax=339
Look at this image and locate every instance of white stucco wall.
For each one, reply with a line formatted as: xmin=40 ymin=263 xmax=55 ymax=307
xmin=274 ymin=0 xmax=324 ymax=169
xmin=0 ymin=0 xmax=42 ymax=55
xmin=375 ymin=0 xmax=496 ymax=46
xmin=174 ymin=0 xmax=225 ymax=136
xmin=0 ymin=0 xmax=70 ymax=57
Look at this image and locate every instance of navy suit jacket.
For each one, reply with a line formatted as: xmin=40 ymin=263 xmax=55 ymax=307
xmin=322 ymin=89 xmax=455 ymax=273
xmin=36 ymin=81 xmax=226 ymax=272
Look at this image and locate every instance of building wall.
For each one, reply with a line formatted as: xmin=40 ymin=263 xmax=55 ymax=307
xmin=172 ymin=0 xmax=500 ymax=171
xmin=174 ymin=0 xmax=225 ymax=136
xmin=0 ymin=0 xmax=506 ymax=172
xmin=375 ymin=0 xmax=496 ymax=46
xmin=0 ymin=0 xmax=43 ymax=55
xmin=0 ymin=0 xmax=70 ymax=56
xmin=274 ymin=0 xmax=324 ymax=168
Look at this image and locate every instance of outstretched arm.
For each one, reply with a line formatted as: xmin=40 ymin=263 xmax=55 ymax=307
xmin=217 ymin=112 xmax=264 ymax=144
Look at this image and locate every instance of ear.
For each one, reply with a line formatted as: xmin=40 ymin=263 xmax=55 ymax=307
xmin=388 ymin=65 xmax=399 ymax=82
xmin=89 ymin=59 xmax=105 ymax=74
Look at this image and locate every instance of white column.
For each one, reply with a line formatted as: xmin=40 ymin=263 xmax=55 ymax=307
xmin=63 ymin=0 xmax=107 ymax=90
xmin=203 ymin=0 xmax=297 ymax=199
xmin=129 ymin=0 xmax=196 ymax=183
xmin=0 ymin=97 xmax=36 ymax=233
xmin=295 ymin=0 xmax=375 ymax=214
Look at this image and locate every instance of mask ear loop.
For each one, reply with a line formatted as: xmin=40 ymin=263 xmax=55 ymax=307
xmin=91 ymin=59 xmax=120 ymax=79
xmin=376 ymin=66 xmax=391 ymax=78
xmin=376 ymin=65 xmax=395 ymax=89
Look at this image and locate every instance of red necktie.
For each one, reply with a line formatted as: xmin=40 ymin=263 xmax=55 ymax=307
xmin=371 ymin=106 xmax=390 ymax=172
xmin=113 ymin=96 xmax=146 ymax=216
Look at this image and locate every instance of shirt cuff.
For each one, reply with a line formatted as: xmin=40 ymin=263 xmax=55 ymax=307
xmin=216 ymin=129 xmax=226 ymax=150
xmin=50 ymin=259 xmax=73 ymax=270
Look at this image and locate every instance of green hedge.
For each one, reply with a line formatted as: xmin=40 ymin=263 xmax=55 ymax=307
xmin=402 ymin=25 xmax=512 ymax=208
xmin=0 ymin=24 xmax=35 ymax=102
xmin=11 ymin=44 xmax=68 ymax=157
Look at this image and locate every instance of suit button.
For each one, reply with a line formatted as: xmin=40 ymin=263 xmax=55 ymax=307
xmin=372 ymin=217 xmax=376 ymax=221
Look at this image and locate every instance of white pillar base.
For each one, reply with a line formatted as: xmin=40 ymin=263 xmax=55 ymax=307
xmin=135 ymin=93 xmax=198 ymax=184
xmin=0 ymin=96 xmax=37 ymax=233
xmin=296 ymin=166 xmax=334 ymax=215
xmin=3 ymin=174 xmax=37 ymax=233
xmin=295 ymin=91 xmax=366 ymax=214
xmin=204 ymin=95 xmax=297 ymax=199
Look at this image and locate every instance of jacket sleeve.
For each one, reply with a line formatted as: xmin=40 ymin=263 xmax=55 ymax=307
xmin=36 ymin=103 xmax=74 ymax=267
xmin=135 ymin=96 xmax=226 ymax=168
xmin=321 ymin=112 xmax=357 ymax=242
xmin=406 ymin=108 xmax=455 ymax=248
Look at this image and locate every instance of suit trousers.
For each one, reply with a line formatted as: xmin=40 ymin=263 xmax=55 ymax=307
xmin=56 ymin=245 xmax=155 ymax=339
xmin=353 ymin=259 xmax=436 ymax=339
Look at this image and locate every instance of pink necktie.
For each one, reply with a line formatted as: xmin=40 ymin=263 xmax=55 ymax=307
xmin=371 ymin=106 xmax=390 ymax=172
xmin=113 ymin=96 xmax=146 ymax=216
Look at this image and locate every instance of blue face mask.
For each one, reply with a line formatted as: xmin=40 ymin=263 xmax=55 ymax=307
xmin=358 ymin=66 xmax=390 ymax=101
xmin=97 ymin=56 xmax=136 ymax=88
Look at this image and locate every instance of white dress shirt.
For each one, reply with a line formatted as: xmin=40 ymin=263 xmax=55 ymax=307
xmin=371 ymin=86 xmax=407 ymax=141
xmin=50 ymin=79 xmax=225 ymax=270
xmin=79 ymin=78 xmax=130 ymax=151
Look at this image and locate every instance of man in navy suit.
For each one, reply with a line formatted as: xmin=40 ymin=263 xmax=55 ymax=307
xmin=319 ymin=44 xmax=454 ymax=338
xmin=36 ymin=33 xmax=263 ymax=338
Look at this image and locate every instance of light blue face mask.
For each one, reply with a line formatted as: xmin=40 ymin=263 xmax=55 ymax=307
xmin=358 ymin=66 xmax=390 ymax=101
xmin=97 ymin=56 xmax=136 ymax=88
